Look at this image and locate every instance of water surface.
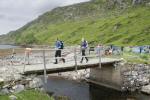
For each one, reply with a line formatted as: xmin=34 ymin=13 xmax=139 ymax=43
xmin=42 ymin=76 xmax=150 ymax=100
xmin=0 ymin=44 xmax=19 ymax=49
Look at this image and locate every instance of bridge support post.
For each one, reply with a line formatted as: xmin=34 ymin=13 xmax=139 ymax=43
xmin=98 ymin=47 xmax=101 ymax=68
xmin=74 ymin=47 xmax=77 ymax=72
xmin=43 ymin=50 xmax=47 ymax=83
xmin=23 ymin=51 xmax=26 ymax=73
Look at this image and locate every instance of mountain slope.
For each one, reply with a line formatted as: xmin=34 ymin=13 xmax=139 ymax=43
xmin=1 ymin=0 xmax=150 ymax=46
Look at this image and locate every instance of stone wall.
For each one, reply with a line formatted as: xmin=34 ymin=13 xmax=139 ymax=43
xmin=121 ymin=64 xmax=150 ymax=91
xmin=90 ymin=63 xmax=150 ymax=92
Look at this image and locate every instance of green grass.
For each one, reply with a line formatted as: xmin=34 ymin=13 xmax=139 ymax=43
xmin=123 ymin=52 xmax=150 ymax=64
xmin=14 ymin=6 xmax=150 ymax=46
xmin=0 ymin=90 xmax=54 ymax=100
xmin=113 ymin=51 xmax=150 ymax=64
xmin=0 ymin=1 xmax=150 ymax=46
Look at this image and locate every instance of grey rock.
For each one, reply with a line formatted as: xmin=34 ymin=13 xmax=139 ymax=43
xmin=9 ymin=95 xmax=18 ymax=100
xmin=29 ymin=78 xmax=43 ymax=88
xmin=14 ymin=74 xmax=22 ymax=80
xmin=123 ymin=71 xmax=132 ymax=76
xmin=0 ymin=88 xmax=9 ymax=95
xmin=122 ymin=64 xmax=150 ymax=91
xmin=39 ymin=87 xmax=46 ymax=92
xmin=141 ymin=85 xmax=150 ymax=94
xmin=146 ymin=2 xmax=150 ymax=6
xmin=12 ymin=84 xmax=25 ymax=93
xmin=0 ymin=65 xmax=22 ymax=82
xmin=131 ymin=71 xmax=138 ymax=76
xmin=0 ymin=78 xmax=4 ymax=82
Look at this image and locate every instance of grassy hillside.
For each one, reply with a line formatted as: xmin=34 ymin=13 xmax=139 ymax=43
xmin=1 ymin=0 xmax=150 ymax=46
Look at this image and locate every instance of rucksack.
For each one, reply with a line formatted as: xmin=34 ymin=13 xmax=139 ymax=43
xmin=60 ymin=41 xmax=64 ymax=49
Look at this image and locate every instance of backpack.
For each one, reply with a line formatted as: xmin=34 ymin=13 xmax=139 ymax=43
xmin=60 ymin=41 xmax=64 ymax=49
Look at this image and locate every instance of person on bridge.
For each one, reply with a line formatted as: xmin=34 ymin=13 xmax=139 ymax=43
xmin=80 ymin=38 xmax=88 ymax=63
xmin=54 ymin=38 xmax=65 ymax=64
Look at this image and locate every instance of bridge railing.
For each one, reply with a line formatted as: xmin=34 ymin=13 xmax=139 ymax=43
xmin=0 ymin=45 xmax=123 ymax=67
xmin=2 ymin=45 xmax=149 ymax=68
xmin=21 ymin=47 xmax=103 ymax=83
xmin=1 ymin=45 xmax=149 ymax=66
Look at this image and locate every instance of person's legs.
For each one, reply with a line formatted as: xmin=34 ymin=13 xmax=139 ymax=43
xmin=62 ymin=58 xmax=65 ymax=63
xmin=54 ymin=50 xmax=59 ymax=64
xmin=80 ymin=49 xmax=86 ymax=63
xmin=83 ymin=50 xmax=88 ymax=62
xmin=58 ymin=50 xmax=61 ymax=57
xmin=80 ymin=57 xmax=83 ymax=63
xmin=58 ymin=50 xmax=61 ymax=63
xmin=85 ymin=56 xmax=88 ymax=63
xmin=59 ymin=50 xmax=65 ymax=63
xmin=60 ymin=49 xmax=65 ymax=63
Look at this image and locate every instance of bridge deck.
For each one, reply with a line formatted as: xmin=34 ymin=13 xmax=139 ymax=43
xmin=13 ymin=58 xmax=121 ymax=75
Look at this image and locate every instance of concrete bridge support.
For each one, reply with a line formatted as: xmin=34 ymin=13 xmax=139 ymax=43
xmin=89 ymin=63 xmax=122 ymax=91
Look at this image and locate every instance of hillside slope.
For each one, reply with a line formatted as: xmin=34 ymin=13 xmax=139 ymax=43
xmin=1 ymin=0 xmax=150 ymax=46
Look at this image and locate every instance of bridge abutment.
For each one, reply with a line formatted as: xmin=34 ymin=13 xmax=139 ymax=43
xmin=89 ymin=63 xmax=123 ymax=91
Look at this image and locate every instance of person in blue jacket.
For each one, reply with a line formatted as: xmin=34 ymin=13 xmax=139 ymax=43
xmin=80 ymin=38 xmax=88 ymax=63
xmin=54 ymin=38 xmax=65 ymax=64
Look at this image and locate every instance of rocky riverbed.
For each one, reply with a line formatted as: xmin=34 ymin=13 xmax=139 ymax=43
xmin=121 ymin=63 xmax=150 ymax=93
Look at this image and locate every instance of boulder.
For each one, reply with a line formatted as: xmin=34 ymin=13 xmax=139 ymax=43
xmin=29 ymin=78 xmax=43 ymax=88
xmin=146 ymin=2 xmax=150 ymax=6
xmin=0 ymin=78 xmax=4 ymax=82
xmin=141 ymin=85 xmax=150 ymax=94
xmin=12 ymin=84 xmax=25 ymax=93
xmin=0 ymin=88 xmax=9 ymax=95
xmin=9 ymin=95 xmax=18 ymax=100
xmin=13 ymin=74 xmax=22 ymax=80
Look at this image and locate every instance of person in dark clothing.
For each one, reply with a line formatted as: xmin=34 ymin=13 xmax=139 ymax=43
xmin=139 ymin=46 xmax=143 ymax=54
xmin=121 ymin=46 xmax=124 ymax=52
xmin=60 ymin=41 xmax=65 ymax=63
xmin=80 ymin=38 xmax=88 ymax=63
xmin=54 ymin=39 xmax=65 ymax=64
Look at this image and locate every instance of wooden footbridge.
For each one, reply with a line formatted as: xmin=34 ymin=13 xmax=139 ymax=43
xmin=0 ymin=47 xmax=123 ymax=83
xmin=14 ymin=57 xmax=121 ymax=75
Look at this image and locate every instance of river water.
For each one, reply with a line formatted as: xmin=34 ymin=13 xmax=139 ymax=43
xmin=0 ymin=44 xmax=19 ymax=49
xmin=42 ymin=76 xmax=150 ymax=100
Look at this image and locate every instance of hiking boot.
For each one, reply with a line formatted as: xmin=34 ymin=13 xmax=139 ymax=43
xmin=54 ymin=62 xmax=58 ymax=64
xmin=62 ymin=59 xmax=65 ymax=63
xmin=86 ymin=59 xmax=88 ymax=63
xmin=54 ymin=59 xmax=58 ymax=64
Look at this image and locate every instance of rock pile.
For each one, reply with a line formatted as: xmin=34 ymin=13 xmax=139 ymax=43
xmin=0 ymin=76 xmax=44 ymax=96
xmin=141 ymin=85 xmax=150 ymax=94
xmin=58 ymin=69 xmax=90 ymax=81
xmin=0 ymin=65 xmax=22 ymax=82
xmin=121 ymin=64 xmax=150 ymax=91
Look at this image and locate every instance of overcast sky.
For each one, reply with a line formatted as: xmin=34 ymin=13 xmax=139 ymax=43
xmin=0 ymin=0 xmax=89 ymax=35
